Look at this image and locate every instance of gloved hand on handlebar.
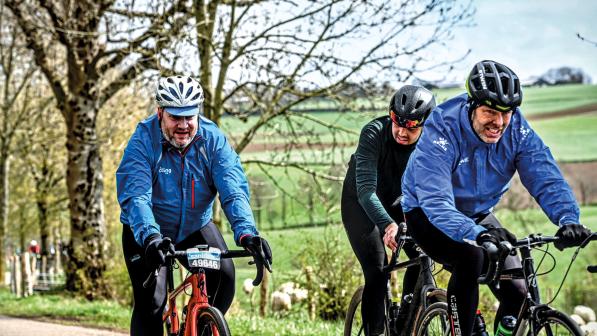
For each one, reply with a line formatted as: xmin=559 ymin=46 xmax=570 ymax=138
xmin=240 ymin=235 xmax=273 ymax=272
xmin=144 ymin=234 xmax=175 ymax=268
xmin=554 ymin=224 xmax=591 ymax=251
xmin=476 ymin=227 xmax=517 ymax=246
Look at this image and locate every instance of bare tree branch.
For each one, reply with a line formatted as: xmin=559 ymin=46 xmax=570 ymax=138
xmin=577 ymin=33 xmax=597 ymax=47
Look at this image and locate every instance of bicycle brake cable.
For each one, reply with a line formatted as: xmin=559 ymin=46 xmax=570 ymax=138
xmin=544 ymin=243 xmax=583 ymax=305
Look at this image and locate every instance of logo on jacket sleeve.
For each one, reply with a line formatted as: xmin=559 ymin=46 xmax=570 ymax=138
xmin=519 ymin=126 xmax=530 ymax=141
xmin=433 ymin=137 xmax=449 ymax=151
xmin=159 ymin=167 xmax=172 ymax=175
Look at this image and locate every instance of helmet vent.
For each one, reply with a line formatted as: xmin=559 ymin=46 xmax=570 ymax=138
xmin=401 ymin=94 xmax=407 ymax=106
xmin=500 ymin=77 xmax=509 ymax=92
xmin=415 ymin=100 xmax=423 ymax=109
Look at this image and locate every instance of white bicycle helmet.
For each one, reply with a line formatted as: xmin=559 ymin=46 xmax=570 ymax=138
xmin=155 ymin=75 xmax=204 ymax=116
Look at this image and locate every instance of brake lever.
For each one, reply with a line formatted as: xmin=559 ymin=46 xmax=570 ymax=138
xmin=142 ymin=268 xmax=160 ymax=289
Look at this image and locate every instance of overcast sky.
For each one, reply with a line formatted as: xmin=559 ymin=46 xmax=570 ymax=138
xmin=425 ymin=0 xmax=597 ymax=84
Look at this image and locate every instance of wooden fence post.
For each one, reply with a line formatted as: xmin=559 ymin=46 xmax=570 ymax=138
xmin=259 ymin=270 xmax=269 ymax=317
xmin=304 ymin=266 xmax=316 ymax=320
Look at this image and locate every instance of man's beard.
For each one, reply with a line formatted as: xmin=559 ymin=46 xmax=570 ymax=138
xmin=160 ymin=117 xmax=193 ymax=150
xmin=162 ymin=129 xmax=192 ymax=150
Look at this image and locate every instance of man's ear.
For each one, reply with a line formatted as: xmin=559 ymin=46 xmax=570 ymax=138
xmin=157 ymin=107 xmax=163 ymax=120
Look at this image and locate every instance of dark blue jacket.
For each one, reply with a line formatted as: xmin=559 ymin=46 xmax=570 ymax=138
xmin=401 ymin=94 xmax=580 ymax=243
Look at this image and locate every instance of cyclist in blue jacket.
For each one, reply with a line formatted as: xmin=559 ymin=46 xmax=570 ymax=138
xmin=401 ymin=60 xmax=592 ymax=336
xmin=116 ymin=75 xmax=272 ymax=336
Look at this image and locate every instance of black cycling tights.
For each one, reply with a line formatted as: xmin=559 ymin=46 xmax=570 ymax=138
xmin=405 ymin=208 xmax=527 ymax=336
xmin=122 ymin=222 xmax=235 ymax=336
xmin=342 ymin=200 xmax=420 ymax=336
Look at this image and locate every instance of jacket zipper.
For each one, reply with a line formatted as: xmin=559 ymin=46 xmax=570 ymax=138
xmin=191 ymin=178 xmax=195 ymax=209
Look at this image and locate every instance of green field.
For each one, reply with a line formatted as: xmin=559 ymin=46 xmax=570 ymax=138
xmin=530 ymin=112 xmax=597 ymax=162
xmin=239 ymin=109 xmax=597 ymax=164
xmin=222 ymin=84 xmax=597 ymax=138
xmin=227 ymin=84 xmax=597 ymax=164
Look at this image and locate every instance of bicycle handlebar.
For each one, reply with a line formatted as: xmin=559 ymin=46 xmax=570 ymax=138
xmin=143 ymin=248 xmax=263 ymax=289
xmin=478 ymin=232 xmax=597 ymax=284
xmin=477 ymin=240 xmax=510 ymax=285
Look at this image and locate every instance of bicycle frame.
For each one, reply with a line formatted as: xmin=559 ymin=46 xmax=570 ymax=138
xmin=382 ymin=237 xmax=443 ymax=335
xmin=483 ymin=234 xmax=595 ymax=336
xmin=162 ymin=259 xmax=215 ymax=336
xmin=508 ymin=241 xmax=558 ymax=336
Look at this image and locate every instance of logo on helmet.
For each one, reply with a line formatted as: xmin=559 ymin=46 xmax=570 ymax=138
xmin=478 ymin=69 xmax=487 ymax=90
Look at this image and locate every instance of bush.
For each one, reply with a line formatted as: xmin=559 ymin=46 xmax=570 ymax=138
xmin=295 ymin=225 xmax=361 ymax=320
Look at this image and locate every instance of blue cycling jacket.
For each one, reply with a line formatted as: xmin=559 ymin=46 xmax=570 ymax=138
xmin=401 ymin=94 xmax=580 ymax=243
xmin=116 ymin=114 xmax=258 ymax=246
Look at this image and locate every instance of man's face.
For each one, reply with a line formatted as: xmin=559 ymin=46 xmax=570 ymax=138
xmin=471 ymin=105 xmax=512 ymax=143
xmin=391 ymin=122 xmax=422 ymax=145
xmin=157 ymin=108 xmax=198 ymax=149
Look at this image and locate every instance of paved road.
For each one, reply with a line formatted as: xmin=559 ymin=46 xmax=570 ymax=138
xmin=0 ymin=315 xmax=128 ymax=336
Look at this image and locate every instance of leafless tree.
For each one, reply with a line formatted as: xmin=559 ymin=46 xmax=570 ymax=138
xmin=193 ymin=0 xmax=472 ymax=148
xmin=191 ymin=0 xmax=473 ymax=226
xmin=4 ymin=0 xmax=192 ymax=298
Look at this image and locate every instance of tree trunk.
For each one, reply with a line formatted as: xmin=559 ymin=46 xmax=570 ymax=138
xmin=0 ymin=152 xmax=9 ymax=285
xmin=63 ymin=102 xmax=109 ymax=300
xmin=37 ymin=200 xmax=50 ymax=256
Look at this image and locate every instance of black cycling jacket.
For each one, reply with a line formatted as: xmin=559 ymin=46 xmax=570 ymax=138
xmin=343 ymin=116 xmax=417 ymax=231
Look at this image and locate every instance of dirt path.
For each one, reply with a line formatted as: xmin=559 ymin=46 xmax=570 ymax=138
xmin=0 ymin=315 xmax=128 ymax=336
xmin=522 ymin=103 xmax=597 ymax=120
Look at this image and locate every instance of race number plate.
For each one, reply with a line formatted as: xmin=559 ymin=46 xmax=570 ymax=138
xmin=187 ymin=247 xmax=221 ymax=270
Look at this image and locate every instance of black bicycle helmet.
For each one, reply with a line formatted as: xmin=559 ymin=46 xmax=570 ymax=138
xmin=389 ymin=85 xmax=436 ymax=128
xmin=466 ymin=60 xmax=522 ymax=112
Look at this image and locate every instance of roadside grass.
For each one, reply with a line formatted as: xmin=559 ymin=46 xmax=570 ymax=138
xmin=0 ymin=288 xmax=130 ymax=331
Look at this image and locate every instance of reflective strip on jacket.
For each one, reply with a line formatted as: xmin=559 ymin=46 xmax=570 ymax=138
xmin=401 ymin=93 xmax=580 ymax=243
xmin=116 ymin=114 xmax=258 ymax=246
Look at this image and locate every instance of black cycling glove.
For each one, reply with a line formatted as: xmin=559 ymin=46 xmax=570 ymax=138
xmin=144 ymin=234 xmax=175 ymax=268
xmin=476 ymin=227 xmax=517 ymax=246
xmin=240 ymin=235 xmax=273 ymax=272
xmin=554 ymin=224 xmax=591 ymax=251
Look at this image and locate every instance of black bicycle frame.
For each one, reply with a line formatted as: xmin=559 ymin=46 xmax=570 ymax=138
xmin=382 ymin=238 xmax=439 ymax=335
xmin=497 ymin=239 xmax=559 ymax=336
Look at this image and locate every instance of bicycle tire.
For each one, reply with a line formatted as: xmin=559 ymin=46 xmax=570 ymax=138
xmin=344 ymin=285 xmax=365 ymax=336
xmin=523 ymin=309 xmax=583 ymax=336
xmin=411 ymin=289 xmax=447 ymax=336
xmin=415 ymin=302 xmax=450 ymax=336
xmin=195 ymin=306 xmax=231 ymax=336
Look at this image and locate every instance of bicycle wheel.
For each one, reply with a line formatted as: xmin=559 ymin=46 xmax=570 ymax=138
xmin=344 ymin=285 xmax=365 ymax=336
xmin=525 ymin=309 xmax=583 ymax=336
xmin=411 ymin=289 xmax=447 ymax=336
xmin=195 ymin=306 xmax=231 ymax=336
xmin=415 ymin=302 xmax=450 ymax=336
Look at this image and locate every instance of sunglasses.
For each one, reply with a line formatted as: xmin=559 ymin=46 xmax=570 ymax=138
xmin=390 ymin=111 xmax=424 ymax=129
